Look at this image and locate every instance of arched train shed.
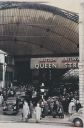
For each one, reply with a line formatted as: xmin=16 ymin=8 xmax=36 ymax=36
xmin=0 ymin=2 xmax=79 ymax=56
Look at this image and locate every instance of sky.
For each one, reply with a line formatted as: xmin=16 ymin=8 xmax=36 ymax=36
xmin=48 ymin=0 xmax=80 ymax=13
xmin=0 ymin=0 xmax=80 ymax=13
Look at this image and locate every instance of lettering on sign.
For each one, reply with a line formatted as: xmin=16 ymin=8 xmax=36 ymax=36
xmin=62 ymin=57 xmax=79 ymax=68
xmin=64 ymin=63 xmax=78 ymax=68
xmin=34 ymin=63 xmax=57 ymax=69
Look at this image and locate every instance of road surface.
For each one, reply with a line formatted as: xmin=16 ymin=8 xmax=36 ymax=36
xmin=0 ymin=123 xmax=73 ymax=128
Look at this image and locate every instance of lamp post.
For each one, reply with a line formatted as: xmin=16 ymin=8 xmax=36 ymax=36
xmin=40 ymin=83 xmax=45 ymax=100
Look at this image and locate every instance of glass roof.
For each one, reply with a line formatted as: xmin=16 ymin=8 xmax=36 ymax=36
xmin=0 ymin=2 xmax=78 ymax=23
xmin=0 ymin=2 xmax=79 ymax=56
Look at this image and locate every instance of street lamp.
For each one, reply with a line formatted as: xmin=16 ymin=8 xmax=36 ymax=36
xmin=40 ymin=83 xmax=45 ymax=99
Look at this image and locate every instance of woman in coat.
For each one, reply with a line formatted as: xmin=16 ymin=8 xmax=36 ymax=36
xmin=35 ymin=103 xmax=41 ymax=123
xmin=22 ymin=100 xmax=30 ymax=122
xmin=68 ymin=99 xmax=76 ymax=115
xmin=0 ymin=94 xmax=3 ymax=106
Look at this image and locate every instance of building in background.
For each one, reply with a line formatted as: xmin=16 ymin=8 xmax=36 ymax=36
xmin=0 ymin=50 xmax=14 ymax=89
xmin=0 ymin=2 xmax=79 ymax=97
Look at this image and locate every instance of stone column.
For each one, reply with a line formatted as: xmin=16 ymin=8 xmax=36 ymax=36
xmin=79 ymin=0 xmax=84 ymax=108
xmin=79 ymin=2 xmax=84 ymax=126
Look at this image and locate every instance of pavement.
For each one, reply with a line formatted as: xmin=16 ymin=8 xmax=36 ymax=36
xmin=41 ymin=116 xmax=70 ymax=125
xmin=0 ymin=115 xmax=70 ymax=124
xmin=0 ymin=123 xmax=73 ymax=128
xmin=26 ymin=115 xmax=70 ymax=124
xmin=0 ymin=107 xmax=71 ymax=126
xmin=0 ymin=114 xmax=70 ymax=125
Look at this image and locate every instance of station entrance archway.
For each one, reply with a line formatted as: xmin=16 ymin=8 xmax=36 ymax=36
xmin=0 ymin=2 xmax=79 ymax=96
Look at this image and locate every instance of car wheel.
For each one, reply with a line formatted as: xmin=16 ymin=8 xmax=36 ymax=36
xmin=73 ymin=118 xmax=83 ymax=127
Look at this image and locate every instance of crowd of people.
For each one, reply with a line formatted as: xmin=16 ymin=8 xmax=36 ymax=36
xmin=21 ymin=95 xmax=82 ymax=123
xmin=0 ymin=83 xmax=82 ymax=123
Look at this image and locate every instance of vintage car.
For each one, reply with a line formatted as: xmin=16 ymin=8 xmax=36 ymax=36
xmin=69 ymin=108 xmax=83 ymax=127
xmin=18 ymin=95 xmax=29 ymax=108
xmin=3 ymin=97 xmax=19 ymax=115
xmin=17 ymin=95 xmax=25 ymax=108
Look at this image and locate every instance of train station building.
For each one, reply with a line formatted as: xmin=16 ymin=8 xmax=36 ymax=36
xmin=0 ymin=2 xmax=79 ymax=101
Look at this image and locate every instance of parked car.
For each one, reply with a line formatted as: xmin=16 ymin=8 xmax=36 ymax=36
xmin=18 ymin=95 xmax=25 ymax=108
xmin=3 ymin=97 xmax=19 ymax=115
xmin=69 ymin=108 xmax=83 ymax=127
xmin=18 ymin=95 xmax=29 ymax=108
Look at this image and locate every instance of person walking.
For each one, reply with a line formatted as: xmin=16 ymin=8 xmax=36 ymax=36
xmin=68 ymin=99 xmax=76 ymax=115
xmin=44 ymin=100 xmax=49 ymax=116
xmin=35 ymin=103 xmax=41 ymax=123
xmin=29 ymin=101 xmax=33 ymax=118
xmin=22 ymin=100 xmax=30 ymax=122
xmin=76 ymin=100 xmax=81 ymax=112
xmin=57 ymin=102 xmax=64 ymax=118
xmin=0 ymin=94 xmax=3 ymax=106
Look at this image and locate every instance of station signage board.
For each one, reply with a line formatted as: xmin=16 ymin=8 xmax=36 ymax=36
xmin=30 ymin=57 xmax=79 ymax=69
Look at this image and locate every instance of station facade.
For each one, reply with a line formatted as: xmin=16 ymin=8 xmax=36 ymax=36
xmin=0 ymin=2 xmax=79 ymax=97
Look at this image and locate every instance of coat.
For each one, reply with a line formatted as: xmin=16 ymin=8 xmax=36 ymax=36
xmin=68 ymin=101 xmax=76 ymax=114
xmin=35 ymin=105 xmax=41 ymax=122
xmin=0 ymin=95 xmax=3 ymax=105
xmin=22 ymin=102 xmax=30 ymax=121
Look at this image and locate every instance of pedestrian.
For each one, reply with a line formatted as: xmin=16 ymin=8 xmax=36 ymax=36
xmin=68 ymin=99 xmax=76 ymax=115
xmin=29 ymin=101 xmax=33 ymax=118
xmin=35 ymin=103 xmax=41 ymax=123
xmin=22 ymin=100 xmax=30 ymax=122
xmin=52 ymin=101 xmax=58 ymax=118
xmin=57 ymin=102 xmax=64 ymax=118
xmin=76 ymin=100 xmax=81 ymax=112
xmin=44 ymin=100 xmax=49 ymax=116
xmin=0 ymin=94 xmax=3 ymax=106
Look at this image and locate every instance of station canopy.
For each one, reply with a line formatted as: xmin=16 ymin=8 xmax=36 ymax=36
xmin=0 ymin=2 xmax=79 ymax=56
